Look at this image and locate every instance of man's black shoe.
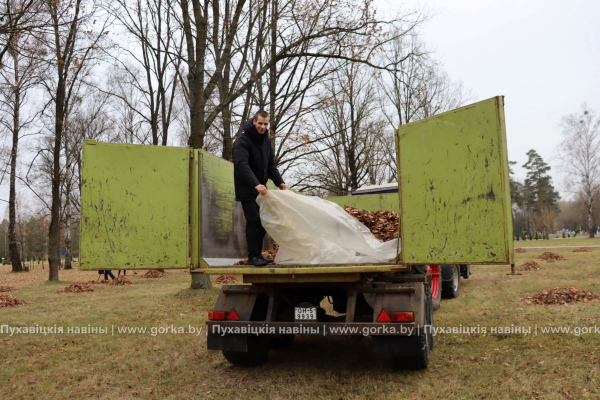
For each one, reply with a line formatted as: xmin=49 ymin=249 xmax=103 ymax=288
xmin=260 ymin=255 xmax=275 ymax=264
xmin=248 ymin=257 xmax=267 ymax=267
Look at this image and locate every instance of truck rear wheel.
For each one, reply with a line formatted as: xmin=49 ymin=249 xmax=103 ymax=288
xmin=222 ymin=335 xmax=269 ymax=367
xmin=442 ymin=265 xmax=460 ymax=299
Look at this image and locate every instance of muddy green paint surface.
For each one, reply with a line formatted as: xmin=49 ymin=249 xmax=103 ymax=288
xmin=396 ymin=96 xmax=514 ymax=265
xmin=79 ymin=142 xmax=190 ymax=270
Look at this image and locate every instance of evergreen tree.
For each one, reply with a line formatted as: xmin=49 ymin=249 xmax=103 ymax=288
xmin=523 ymin=150 xmax=560 ymax=239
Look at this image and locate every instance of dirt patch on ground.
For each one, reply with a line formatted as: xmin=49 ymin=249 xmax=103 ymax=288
xmin=514 ymin=248 xmax=527 ymax=253
xmin=525 ymin=287 xmax=599 ymax=305
xmin=0 ymin=285 xmax=17 ymax=292
xmin=141 ymin=270 xmax=165 ymax=279
xmin=538 ymin=252 xmax=566 ymax=262
xmin=235 ymin=243 xmax=279 ymax=266
xmin=57 ymin=283 xmax=94 ymax=293
xmin=343 ymin=207 xmax=399 ymax=242
xmin=213 ymin=274 xmax=239 ymax=284
xmin=573 ymin=247 xmax=593 ymax=253
xmin=0 ymin=294 xmax=29 ymax=308
xmin=517 ymin=261 xmax=543 ymax=271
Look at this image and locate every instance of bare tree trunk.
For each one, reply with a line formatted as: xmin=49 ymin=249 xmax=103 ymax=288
xmin=587 ymin=196 xmax=595 ymax=238
xmin=64 ymin=143 xmax=72 ymax=269
xmin=8 ymin=50 xmax=22 ymax=273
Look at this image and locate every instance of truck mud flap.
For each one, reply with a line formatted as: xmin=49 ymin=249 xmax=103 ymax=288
xmin=207 ymin=332 xmax=249 ymax=352
xmin=372 ymin=335 xmax=425 ymax=356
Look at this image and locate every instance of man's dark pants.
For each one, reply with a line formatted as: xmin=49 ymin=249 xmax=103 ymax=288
xmin=241 ymin=201 xmax=266 ymax=259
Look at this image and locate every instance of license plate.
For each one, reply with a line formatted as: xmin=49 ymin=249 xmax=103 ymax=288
xmin=295 ymin=306 xmax=317 ymax=321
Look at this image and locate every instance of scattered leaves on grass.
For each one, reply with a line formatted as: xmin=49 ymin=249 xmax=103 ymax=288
xmin=573 ymin=247 xmax=593 ymax=253
xmin=213 ymin=274 xmax=239 ymax=284
xmin=0 ymin=294 xmax=29 ymax=308
xmin=57 ymin=283 xmax=94 ymax=293
xmin=235 ymin=243 xmax=279 ymax=265
xmin=141 ymin=270 xmax=165 ymax=279
xmin=525 ymin=287 xmax=599 ymax=305
xmin=514 ymin=248 xmax=527 ymax=253
xmin=0 ymin=285 xmax=17 ymax=292
xmin=517 ymin=261 xmax=543 ymax=271
xmin=538 ymin=252 xmax=566 ymax=262
xmin=343 ymin=206 xmax=399 ymax=242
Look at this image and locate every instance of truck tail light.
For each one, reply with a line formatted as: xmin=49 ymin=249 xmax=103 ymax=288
xmin=208 ymin=311 xmax=227 ymax=320
xmin=391 ymin=312 xmax=414 ymax=322
xmin=227 ymin=308 xmax=240 ymax=320
xmin=376 ymin=308 xmax=392 ymax=322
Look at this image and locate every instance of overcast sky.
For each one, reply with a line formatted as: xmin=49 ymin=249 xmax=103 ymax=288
xmin=378 ymin=0 xmax=600 ymax=197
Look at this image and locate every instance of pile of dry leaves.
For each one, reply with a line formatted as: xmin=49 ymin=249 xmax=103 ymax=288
xmin=213 ymin=274 xmax=239 ymax=284
xmin=235 ymin=243 xmax=279 ymax=266
xmin=517 ymin=261 xmax=543 ymax=271
xmin=525 ymin=287 xmax=599 ymax=305
xmin=107 ymin=276 xmax=134 ymax=285
xmin=141 ymin=270 xmax=165 ymax=279
xmin=538 ymin=252 xmax=566 ymax=262
xmin=573 ymin=247 xmax=593 ymax=253
xmin=0 ymin=294 xmax=28 ymax=308
xmin=57 ymin=283 xmax=94 ymax=293
xmin=343 ymin=207 xmax=399 ymax=242
xmin=514 ymin=248 xmax=527 ymax=253
xmin=0 ymin=285 xmax=16 ymax=293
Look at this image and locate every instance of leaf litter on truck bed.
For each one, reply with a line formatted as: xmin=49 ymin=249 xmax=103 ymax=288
xmin=213 ymin=274 xmax=239 ymax=284
xmin=0 ymin=294 xmax=29 ymax=308
xmin=573 ymin=247 xmax=593 ymax=252
xmin=525 ymin=287 xmax=599 ymax=305
xmin=343 ymin=206 xmax=399 ymax=242
xmin=141 ymin=270 xmax=165 ymax=279
xmin=57 ymin=283 xmax=94 ymax=293
xmin=538 ymin=252 xmax=566 ymax=262
xmin=517 ymin=261 xmax=543 ymax=271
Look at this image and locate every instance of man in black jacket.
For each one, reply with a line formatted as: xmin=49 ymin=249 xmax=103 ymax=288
xmin=234 ymin=110 xmax=286 ymax=266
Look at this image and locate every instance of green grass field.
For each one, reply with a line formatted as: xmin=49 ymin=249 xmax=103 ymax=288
xmin=1 ymin=245 xmax=599 ymax=399
xmin=515 ymin=236 xmax=600 ymax=248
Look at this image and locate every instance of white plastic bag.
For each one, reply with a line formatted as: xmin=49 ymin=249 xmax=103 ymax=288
xmin=256 ymin=190 xmax=400 ymax=265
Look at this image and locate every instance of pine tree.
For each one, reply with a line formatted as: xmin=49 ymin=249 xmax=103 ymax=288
xmin=523 ymin=150 xmax=560 ymax=240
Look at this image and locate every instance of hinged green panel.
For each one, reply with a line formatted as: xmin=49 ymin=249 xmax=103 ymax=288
xmin=79 ymin=142 xmax=190 ymax=270
xmin=396 ymin=96 xmax=514 ymax=265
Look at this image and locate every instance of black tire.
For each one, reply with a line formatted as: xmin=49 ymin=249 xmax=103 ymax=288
xmin=222 ymin=335 xmax=269 ymax=367
xmin=392 ymin=286 xmax=432 ymax=370
xmin=442 ymin=265 xmax=460 ymax=299
xmin=269 ymin=334 xmax=295 ymax=349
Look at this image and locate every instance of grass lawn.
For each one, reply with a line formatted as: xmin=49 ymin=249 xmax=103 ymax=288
xmin=0 ymin=246 xmax=599 ymax=400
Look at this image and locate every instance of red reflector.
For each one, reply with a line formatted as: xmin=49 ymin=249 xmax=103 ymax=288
xmin=227 ymin=308 xmax=240 ymax=320
xmin=391 ymin=312 xmax=414 ymax=322
xmin=376 ymin=308 xmax=392 ymax=322
xmin=208 ymin=311 xmax=227 ymax=320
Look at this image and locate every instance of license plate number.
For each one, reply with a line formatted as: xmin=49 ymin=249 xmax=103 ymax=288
xmin=295 ymin=307 xmax=317 ymax=321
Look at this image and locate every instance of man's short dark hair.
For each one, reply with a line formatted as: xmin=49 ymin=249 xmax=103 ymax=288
xmin=253 ymin=110 xmax=269 ymax=121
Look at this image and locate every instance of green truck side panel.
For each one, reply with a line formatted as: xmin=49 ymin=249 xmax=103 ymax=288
xmin=200 ymin=150 xmax=236 ymax=241
xmin=325 ymin=193 xmax=400 ymax=214
xmin=396 ymin=96 xmax=514 ymax=265
xmin=79 ymin=142 xmax=190 ymax=270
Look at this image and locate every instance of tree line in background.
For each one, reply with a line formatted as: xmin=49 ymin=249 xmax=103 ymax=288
xmin=509 ymin=105 xmax=600 ymax=240
xmin=0 ymin=0 xmax=473 ymax=286
xmin=1 ymin=1 xmax=598 ymax=286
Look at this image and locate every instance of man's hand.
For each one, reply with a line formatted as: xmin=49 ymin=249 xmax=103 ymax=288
xmin=279 ymin=183 xmax=287 ymax=190
xmin=255 ymin=184 xmax=268 ymax=196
